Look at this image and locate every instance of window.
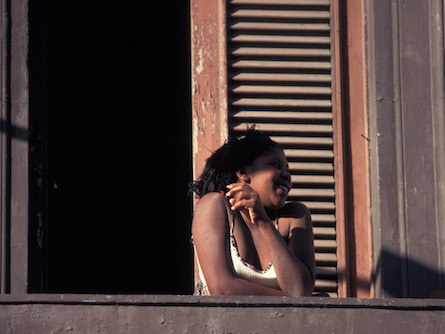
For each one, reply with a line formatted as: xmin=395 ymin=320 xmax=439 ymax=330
xmin=1 ymin=0 xmax=371 ymax=297
xmin=27 ymin=1 xmax=193 ymax=294
xmin=191 ymin=0 xmax=372 ymax=297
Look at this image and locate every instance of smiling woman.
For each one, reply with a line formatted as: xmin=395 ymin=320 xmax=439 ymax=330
xmin=191 ymin=130 xmax=315 ymax=296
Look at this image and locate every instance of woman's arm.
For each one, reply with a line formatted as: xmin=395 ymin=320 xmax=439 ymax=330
xmin=257 ymin=203 xmax=315 ymax=296
xmin=227 ymin=183 xmax=315 ymax=296
xmin=192 ymin=192 xmax=288 ymax=296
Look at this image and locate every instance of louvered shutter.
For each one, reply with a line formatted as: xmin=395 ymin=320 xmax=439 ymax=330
xmin=227 ymin=0 xmax=338 ymax=297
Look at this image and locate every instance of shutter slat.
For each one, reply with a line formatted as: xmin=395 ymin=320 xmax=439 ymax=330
xmin=233 ymin=85 xmax=331 ymax=95
xmin=232 ymin=34 xmax=330 ymax=45
xmin=233 ymin=122 xmax=332 ymax=133
xmin=285 ymin=149 xmax=334 ymax=159
xmin=231 ymin=9 xmax=330 ymax=19
xmin=232 ymin=98 xmax=332 ymax=108
xmin=231 ymin=22 xmax=330 ymax=31
xmin=288 ymin=162 xmax=333 ymax=172
xmin=312 ymin=214 xmax=336 ymax=224
xmin=315 ymin=279 xmax=338 ymax=289
xmin=291 ymin=200 xmax=336 ymax=213
xmin=316 ymin=266 xmax=338 ymax=276
xmin=232 ymin=47 xmax=330 ymax=57
xmin=232 ymin=73 xmax=331 ymax=82
xmin=273 ymin=136 xmax=333 ymax=146
xmin=292 ymin=175 xmax=334 ymax=184
xmin=301 ymin=201 xmax=335 ymax=211
xmin=314 ymin=239 xmax=337 ymax=249
xmin=231 ymin=0 xmax=330 ymax=5
xmin=315 ymin=253 xmax=337 ymax=263
xmin=313 ymin=227 xmax=336 ymax=237
xmin=232 ymin=60 xmax=331 ymax=69
xmin=232 ymin=111 xmax=332 ymax=120
xmin=289 ymin=188 xmax=335 ymax=197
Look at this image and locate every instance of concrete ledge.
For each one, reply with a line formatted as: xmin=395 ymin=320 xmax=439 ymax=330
xmin=1 ymin=294 xmax=445 ymax=309
xmin=1 ymin=295 xmax=445 ymax=333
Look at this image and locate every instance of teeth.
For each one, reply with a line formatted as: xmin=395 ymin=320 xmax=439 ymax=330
xmin=277 ymin=185 xmax=289 ymax=192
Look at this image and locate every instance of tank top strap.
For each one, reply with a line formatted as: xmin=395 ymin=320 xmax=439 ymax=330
xmin=224 ymin=199 xmax=235 ymax=234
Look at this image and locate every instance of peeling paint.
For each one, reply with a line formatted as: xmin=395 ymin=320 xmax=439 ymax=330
xmin=192 ymin=113 xmax=199 ymax=177
xmin=196 ymin=48 xmax=204 ymax=75
xmin=200 ymin=98 xmax=206 ymax=135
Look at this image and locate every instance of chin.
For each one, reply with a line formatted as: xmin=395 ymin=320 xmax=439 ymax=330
xmin=271 ymin=199 xmax=287 ymax=210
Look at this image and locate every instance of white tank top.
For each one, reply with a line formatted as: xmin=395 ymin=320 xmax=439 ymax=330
xmin=193 ymin=204 xmax=280 ymax=295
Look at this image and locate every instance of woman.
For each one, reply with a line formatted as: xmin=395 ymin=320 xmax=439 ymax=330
xmin=191 ymin=130 xmax=315 ymax=296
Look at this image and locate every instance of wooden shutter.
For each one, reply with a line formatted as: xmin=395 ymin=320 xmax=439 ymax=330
xmin=227 ymin=0 xmax=338 ymax=297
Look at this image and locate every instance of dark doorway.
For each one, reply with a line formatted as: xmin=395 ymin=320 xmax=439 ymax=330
xmin=29 ymin=1 xmax=193 ymax=293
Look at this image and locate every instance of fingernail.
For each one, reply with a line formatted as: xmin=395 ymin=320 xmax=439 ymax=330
xmin=226 ymin=184 xmax=233 ymax=189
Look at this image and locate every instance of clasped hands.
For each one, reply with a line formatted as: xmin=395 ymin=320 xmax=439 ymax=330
xmin=225 ymin=182 xmax=271 ymax=225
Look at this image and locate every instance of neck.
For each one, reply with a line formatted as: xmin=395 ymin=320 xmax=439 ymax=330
xmin=265 ymin=208 xmax=278 ymax=220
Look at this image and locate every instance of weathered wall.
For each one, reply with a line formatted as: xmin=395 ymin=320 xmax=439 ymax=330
xmin=0 ymin=295 xmax=444 ymax=333
xmin=367 ymin=0 xmax=445 ymax=297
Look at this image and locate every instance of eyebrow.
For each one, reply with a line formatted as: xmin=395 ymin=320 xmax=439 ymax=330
xmin=271 ymin=157 xmax=289 ymax=169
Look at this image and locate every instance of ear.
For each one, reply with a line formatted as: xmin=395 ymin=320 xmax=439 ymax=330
xmin=235 ymin=168 xmax=251 ymax=184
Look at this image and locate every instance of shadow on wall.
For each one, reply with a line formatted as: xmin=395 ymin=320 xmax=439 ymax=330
xmin=373 ymin=248 xmax=445 ymax=298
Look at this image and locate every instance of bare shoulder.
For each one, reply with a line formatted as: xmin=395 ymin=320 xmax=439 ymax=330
xmin=194 ymin=192 xmax=228 ymax=214
xmin=192 ymin=192 xmax=229 ymax=232
xmin=277 ymin=201 xmax=312 ymax=231
xmin=279 ymin=201 xmax=311 ymax=220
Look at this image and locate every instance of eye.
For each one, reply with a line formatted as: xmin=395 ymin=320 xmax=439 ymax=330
xmin=271 ymin=162 xmax=281 ymax=169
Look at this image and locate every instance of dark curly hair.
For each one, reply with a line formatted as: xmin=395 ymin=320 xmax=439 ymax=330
xmin=190 ymin=129 xmax=282 ymax=198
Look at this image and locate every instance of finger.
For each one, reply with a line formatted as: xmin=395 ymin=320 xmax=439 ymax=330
xmin=226 ymin=184 xmax=251 ymax=197
xmin=230 ymin=198 xmax=255 ymax=211
xmin=226 ymin=181 xmax=251 ymax=191
xmin=228 ymin=191 xmax=248 ymax=207
xmin=227 ymin=190 xmax=253 ymax=207
xmin=227 ymin=182 xmax=246 ymax=189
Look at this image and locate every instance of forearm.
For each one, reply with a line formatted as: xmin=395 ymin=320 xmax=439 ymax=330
xmin=210 ymin=275 xmax=286 ymax=296
xmin=258 ymin=220 xmax=314 ymax=296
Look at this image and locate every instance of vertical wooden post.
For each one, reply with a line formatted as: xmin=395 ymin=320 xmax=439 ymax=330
xmin=0 ymin=0 xmax=29 ymax=294
xmin=332 ymin=0 xmax=373 ymax=298
xmin=190 ymin=0 xmax=228 ymax=287
xmin=345 ymin=0 xmax=373 ymax=298
xmin=190 ymin=0 xmax=228 ymax=184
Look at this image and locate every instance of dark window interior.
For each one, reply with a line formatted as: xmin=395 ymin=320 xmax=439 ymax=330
xmin=29 ymin=1 xmax=193 ymax=294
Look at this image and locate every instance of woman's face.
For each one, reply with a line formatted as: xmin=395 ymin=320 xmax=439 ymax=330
xmin=243 ymin=147 xmax=292 ymax=210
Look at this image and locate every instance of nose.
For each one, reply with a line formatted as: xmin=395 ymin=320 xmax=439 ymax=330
xmin=281 ymin=169 xmax=291 ymax=182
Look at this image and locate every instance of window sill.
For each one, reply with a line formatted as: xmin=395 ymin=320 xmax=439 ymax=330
xmin=1 ymin=294 xmax=444 ymax=333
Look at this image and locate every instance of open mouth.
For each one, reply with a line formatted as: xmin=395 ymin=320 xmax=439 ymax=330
xmin=275 ymin=183 xmax=290 ymax=194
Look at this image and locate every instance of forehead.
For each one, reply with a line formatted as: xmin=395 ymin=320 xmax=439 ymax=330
xmin=254 ymin=147 xmax=287 ymax=163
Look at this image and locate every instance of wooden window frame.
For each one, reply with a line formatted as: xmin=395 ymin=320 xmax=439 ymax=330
xmin=191 ymin=0 xmax=372 ymax=298
xmin=335 ymin=0 xmax=373 ymax=298
xmin=0 ymin=0 xmax=30 ymax=294
xmin=0 ymin=0 xmax=371 ymax=297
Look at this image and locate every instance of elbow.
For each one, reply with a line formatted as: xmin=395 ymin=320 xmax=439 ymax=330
xmin=298 ymin=264 xmax=316 ymax=296
xmin=210 ymin=287 xmax=233 ymax=296
xmin=209 ymin=284 xmax=230 ymax=296
xmin=290 ymin=283 xmax=313 ymax=297
xmin=301 ymin=271 xmax=315 ymax=296
xmin=302 ymin=281 xmax=315 ymax=297
xmin=208 ymin=277 xmax=239 ymax=296
xmin=288 ymin=271 xmax=315 ymax=297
